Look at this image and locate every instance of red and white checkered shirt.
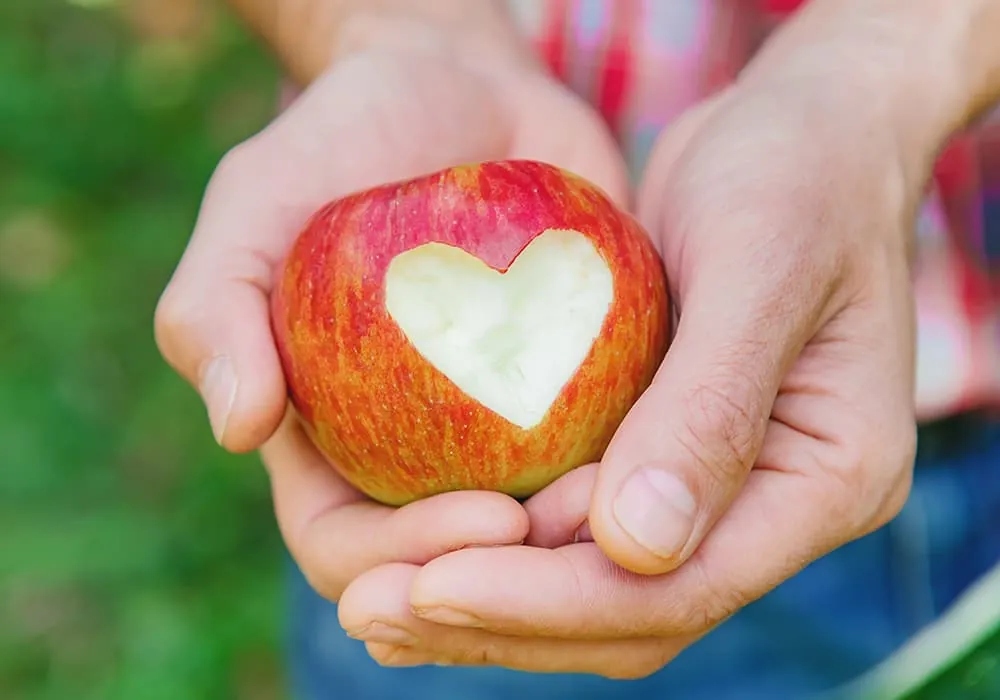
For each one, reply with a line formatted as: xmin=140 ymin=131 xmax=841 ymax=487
xmin=507 ymin=0 xmax=1000 ymax=420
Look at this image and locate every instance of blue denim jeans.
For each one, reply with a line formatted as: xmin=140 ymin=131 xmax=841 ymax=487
xmin=286 ymin=415 xmax=1000 ymax=700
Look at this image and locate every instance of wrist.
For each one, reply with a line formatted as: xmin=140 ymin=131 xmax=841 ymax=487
xmin=332 ymin=7 xmax=540 ymax=83
xmin=739 ymin=0 xmax=1000 ymax=194
xmin=228 ymin=0 xmax=534 ymax=86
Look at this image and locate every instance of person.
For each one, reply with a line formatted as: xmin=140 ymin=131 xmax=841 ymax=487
xmin=153 ymin=0 xmax=1000 ymax=697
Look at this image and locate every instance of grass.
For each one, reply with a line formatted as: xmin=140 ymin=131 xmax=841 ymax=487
xmin=0 ymin=1 xmax=286 ymax=697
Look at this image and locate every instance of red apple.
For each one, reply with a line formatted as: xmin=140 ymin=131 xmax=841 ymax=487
xmin=270 ymin=159 xmax=670 ymax=506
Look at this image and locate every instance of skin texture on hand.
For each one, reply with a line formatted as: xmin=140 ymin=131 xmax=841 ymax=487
xmin=158 ymin=0 xmax=1000 ymax=683
xmin=153 ymin=11 xmax=629 ymax=631
xmin=334 ymin=80 xmax=921 ymax=676
xmin=224 ymin=0 xmax=531 ymax=86
xmin=742 ymin=0 xmax=1000 ymax=216
xmin=333 ymin=0 xmax=1000 ymax=675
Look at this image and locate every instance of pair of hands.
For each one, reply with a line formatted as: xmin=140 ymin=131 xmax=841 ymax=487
xmin=154 ymin=17 xmax=918 ymax=678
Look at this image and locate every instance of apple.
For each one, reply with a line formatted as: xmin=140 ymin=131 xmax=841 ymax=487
xmin=270 ymin=159 xmax=670 ymax=506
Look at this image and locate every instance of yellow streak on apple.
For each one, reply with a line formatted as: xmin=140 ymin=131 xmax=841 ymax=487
xmin=384 ymin=229 xmax=614 ymax=429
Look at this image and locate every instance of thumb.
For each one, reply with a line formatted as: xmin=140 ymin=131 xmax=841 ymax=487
xmin=154 ymin=147 xmax=292 ymax=453
xmin=588 ymin=246 xmax=827 ymax=575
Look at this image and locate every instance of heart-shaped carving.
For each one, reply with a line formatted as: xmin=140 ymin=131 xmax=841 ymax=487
xmin=384 ymin=229 xmax=614 ymax=429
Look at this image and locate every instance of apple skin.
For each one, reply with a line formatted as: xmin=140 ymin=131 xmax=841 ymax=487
xmin=270 ymin=159 xmax=670 ymax=506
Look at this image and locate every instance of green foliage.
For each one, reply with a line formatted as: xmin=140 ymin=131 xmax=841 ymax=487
xmin=0 ymin=1 xmax=285 ymax=697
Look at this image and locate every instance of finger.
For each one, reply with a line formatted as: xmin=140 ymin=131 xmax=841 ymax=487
xmin=155 ymin=54 xmax=512 ymax=452
xmin=365 ymin=638 xmax=670 ymax=679
xmin=522 ymin=463 xmax=598 ymax=548
xmin=340 ymin=563 xmax=676 ymax=679
xmin=589 ymin=181 xmax=847 ymax=575
xmin=153 ymin=143 xmax=291 ymax=451
xmin=504 ymin=73 xmax=631 ymax=208
xmin=262 ymin=414 xmax=529 ymax=602
xmin=632 ymin=96 xmax=723 ymax=224
xmin=412 ymin=439 xmax=854 ymax=639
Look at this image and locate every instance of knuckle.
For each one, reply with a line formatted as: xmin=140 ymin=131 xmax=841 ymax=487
xmin=606 ymin=668 xmax=652 ymax=681
xmin=214 ymin=141 xmax=259 ymax=181
xmin=675 ymin=382 xmax=761 ymax=486
xmin=668 ymin=558 xmax=751 ymax=634
xmin=824 ymin=437 xmax=868 ymax=495
xmin=440 ymin=642 xmax=500 ymax=668
xmin=870 ymin=465 xmax=914 ymax=530
xmin=153 ymin=284 xmax=225 ymax=388
xmin=299 ymin=562 xmax=347 ymax=603
xmin=865 ymin=418 xmax=917 ymax=531
xmin=153 ymin=287 xmax=196 ymax=368
xmin=152 ymin=141 xmax=276 ymax=378
xmin=203 ymin=140 xmax=270 ymax=206
xmin=865 ymin=414 xmax=917 ymax=481
xmin=366 ymin=643 xmax=413 ymax=667
xmin=888 ymin=417 xmax=918 ymax=472
xmin=604 ymin=656 xmax=668 ymax=681
xmin=823 ymin=411 xmax=917 ymax=536
xmin=294 ymin=531 xmax=350 ymax=603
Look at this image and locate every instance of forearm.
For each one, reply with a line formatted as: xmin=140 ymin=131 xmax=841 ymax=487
xmin=741 ymin=0 xmax=1000 ymax=189
xmin=224 ymin=0 xmax=525 ymax=85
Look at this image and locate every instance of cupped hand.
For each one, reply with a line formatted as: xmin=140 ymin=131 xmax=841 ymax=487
xmin=154 ymin=19 xmax=629 ymax=606
xmin=338 ymin=73 xmax=921 ymax=677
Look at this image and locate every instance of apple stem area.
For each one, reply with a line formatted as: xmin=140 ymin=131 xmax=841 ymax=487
xmin=384 ymin=229 xmax=615 ymax=429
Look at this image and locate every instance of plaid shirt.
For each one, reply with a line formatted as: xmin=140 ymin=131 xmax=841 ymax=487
xmin=506 ymin=0 xmax=1000 ymax=420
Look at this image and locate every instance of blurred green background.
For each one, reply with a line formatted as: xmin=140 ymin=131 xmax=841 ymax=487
xmin=0 ymin=0 xmax=286 ymax=697
xmin=1 ymin=1 xmax=998 ymax=699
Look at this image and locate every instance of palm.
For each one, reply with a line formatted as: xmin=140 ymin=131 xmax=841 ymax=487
xmin=246 ymin=52 xmax=629 ymax=254
xmin=548 ymin=86 xmax=918 ymax=580
xmin=156 ymin=34 xmax=643 ymax=673
xmin=641 ymin=91 xmax=915 ymax=527
xmin=310 ymin=86 xmax=922 ymax=679
xmin=221 ymin=49 xmax=631 ymax=594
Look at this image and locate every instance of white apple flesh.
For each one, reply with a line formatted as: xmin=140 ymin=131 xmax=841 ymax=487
xmin=271 ymin=159 xmax=670 ymax=505
xmin=385 ymin=228 xmax=614 ymax=429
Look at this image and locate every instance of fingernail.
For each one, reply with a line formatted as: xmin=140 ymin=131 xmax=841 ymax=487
xmin=413 ymin=606 xmax=482 ymax=628
xmin=612 ymin=467 xmax=697 ymax=560
xmin=350 ymin=622 xmax=418 ymax=646
xmin=199 ymin=356 xmax=237 ymax=444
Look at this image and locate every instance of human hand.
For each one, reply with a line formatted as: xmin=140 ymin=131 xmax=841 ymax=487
xmin=154 ymin=11 xmax=630 ymax=605
xmin=334 ymin=50 xmax=933 ymax=676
